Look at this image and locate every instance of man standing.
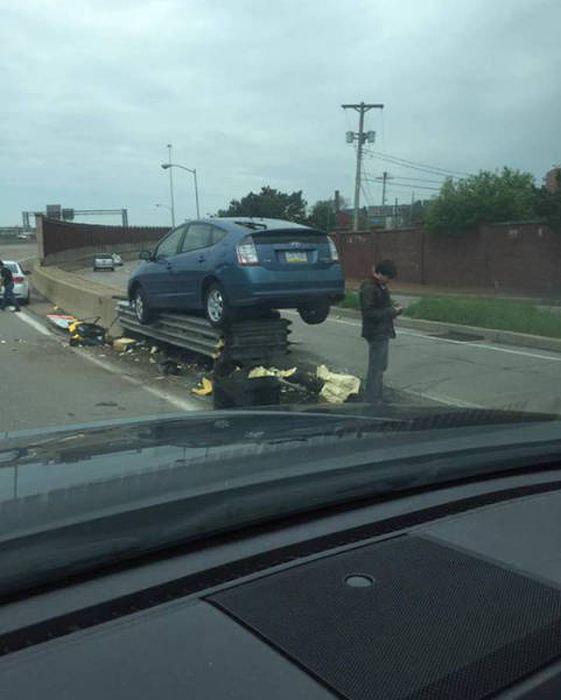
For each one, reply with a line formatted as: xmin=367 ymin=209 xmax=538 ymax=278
xmin=0 ymin=260 xmax=21 ymax=313
xmin=360 ymin=260 xmax=402 ymax=403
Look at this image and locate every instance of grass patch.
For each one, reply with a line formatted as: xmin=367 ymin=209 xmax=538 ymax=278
xmin=404 ymin=297 xmax=561 ymax=339
xmin=338 ymin=291 xmax=360 ymax=310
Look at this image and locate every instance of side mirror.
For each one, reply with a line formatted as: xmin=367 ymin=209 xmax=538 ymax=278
xmin=23 ymin=270 xmax=32 ymax=275
xmin=139 ymin=250 xmax=152 ymax=261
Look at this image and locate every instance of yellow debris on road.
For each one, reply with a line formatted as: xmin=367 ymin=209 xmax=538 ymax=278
xmin=192 ymin=377 xmax=213 ymax=396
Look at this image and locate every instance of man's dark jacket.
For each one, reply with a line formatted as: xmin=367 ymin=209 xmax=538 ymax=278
xmin=360 ymin=279 xmax=397 ymax=341
xmin=0 ymin=266 xmax=14 ymax=287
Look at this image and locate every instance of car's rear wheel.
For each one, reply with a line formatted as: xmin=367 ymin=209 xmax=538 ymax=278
xmin=132 ymin=286 xmax=154 ymax=324
xmin=205 ymin=283 xmax=231 ymax=328
xmin=298 ymin=299 xmax=331 ymax=325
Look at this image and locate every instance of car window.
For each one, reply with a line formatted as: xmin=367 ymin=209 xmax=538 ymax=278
xmin=180 ymin=223 xmax=212 ymax=252
xmin=6 ymin=263 xmax=18 ymax=273
xmin=155 ymin=226 xmax=185 ymax=258
xmin=211 ymin=226 xmax=228 ymax=245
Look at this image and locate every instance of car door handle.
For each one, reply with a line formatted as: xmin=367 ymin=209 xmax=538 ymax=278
xmin=197 ymin=255 xmax=205 ymax=263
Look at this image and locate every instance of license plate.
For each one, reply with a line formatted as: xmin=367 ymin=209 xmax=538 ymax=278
xmin=285 ymin=252 xmax=307 ymax=264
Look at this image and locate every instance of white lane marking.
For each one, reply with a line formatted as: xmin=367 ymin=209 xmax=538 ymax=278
xmin=69 ymin=348 xmax=199 ymax=412
xmin=396 ymin=329 xmax=561 ymax=362
xmin=14 ymin=310 xmax=199 ymax=412
xmin=394 ymin=387 xmax=483 ymax=409
xmin=298 ymin=312 xmax=561 ymax=363
xmin=15 ymin=310 xmax=52 ymax=336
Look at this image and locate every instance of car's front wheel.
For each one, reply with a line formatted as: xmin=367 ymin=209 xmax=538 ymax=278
xmin=298 ymin=299 xmax=331 ymax=325
xmin=205 ymin=283 xmax=231 ymax=328
xmin=132 ymin=286 xmax=154 ymax=324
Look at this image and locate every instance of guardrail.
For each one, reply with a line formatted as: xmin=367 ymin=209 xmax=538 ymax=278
xmin=117 ymin=302 xmax=291 ymax=364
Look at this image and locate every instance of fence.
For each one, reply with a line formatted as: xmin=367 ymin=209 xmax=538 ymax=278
xmin=331 ymin=222 xmax=561 ymax=296
xmin=37 ymin=216 xmax=168 ymax=265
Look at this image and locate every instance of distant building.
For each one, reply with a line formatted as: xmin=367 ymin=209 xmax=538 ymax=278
xmin=335 ymin=202 xmax=428 ymax=230
xmin=545 ymin=167 xmax=561 ymax=193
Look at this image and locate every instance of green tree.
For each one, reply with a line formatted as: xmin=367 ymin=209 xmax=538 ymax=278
xmin=536 ymin=171 xmax=561 ymax=233
xmin=425 ymin=167 xmax=539 ymax=235
xmin=307 ymin=199 xmax=337 ymax=231
xmin=218 ymin=186 xmax=307 ymax=223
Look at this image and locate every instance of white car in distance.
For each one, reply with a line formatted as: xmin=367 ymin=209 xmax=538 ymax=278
xmin=0 ymin=261 xmax=30 ymax=304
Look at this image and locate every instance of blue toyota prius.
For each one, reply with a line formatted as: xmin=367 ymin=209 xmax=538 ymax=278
xmin=128 ymin=217 xmax=345 ymax=327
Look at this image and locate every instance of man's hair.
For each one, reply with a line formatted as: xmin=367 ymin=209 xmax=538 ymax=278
xmin=375 ymin=259 xmax=397 ymax=279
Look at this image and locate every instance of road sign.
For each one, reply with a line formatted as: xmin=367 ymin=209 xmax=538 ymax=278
xmin=46 ymin=204 xmax=62 ymax=219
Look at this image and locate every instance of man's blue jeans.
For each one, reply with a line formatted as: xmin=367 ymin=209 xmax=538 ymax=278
xmin=365 ymin=338 xmax=389 ymax=402
xmin=1 ymin=282 xmax=20 ymax=310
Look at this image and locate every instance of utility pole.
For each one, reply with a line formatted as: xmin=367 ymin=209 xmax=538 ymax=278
xmin=342 ymin=102 xmax=383 ymax=231
xmin=374 ymin=171 xmax=394 ymax=208
xmin=166 ymin=144 xmax=176 ymax=227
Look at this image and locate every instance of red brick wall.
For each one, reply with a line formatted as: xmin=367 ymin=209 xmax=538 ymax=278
xmin=332 ymin=222 xmax=561 ymax=296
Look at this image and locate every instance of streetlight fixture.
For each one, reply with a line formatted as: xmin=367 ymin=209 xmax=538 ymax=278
xmin=160 ymin=162 xmax=200 ymax=219
xmin=154 ymin=202 xmax=172 ymax=212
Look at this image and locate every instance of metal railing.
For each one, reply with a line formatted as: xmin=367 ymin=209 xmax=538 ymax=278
xmin=117 ymin=302 xmax=291 ymax=364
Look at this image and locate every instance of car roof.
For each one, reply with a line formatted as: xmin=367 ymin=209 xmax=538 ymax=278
xmin=1 ymin=260 xmax=20 ymax=268
xmin=203 ymin=217 xmax=316 ymax=232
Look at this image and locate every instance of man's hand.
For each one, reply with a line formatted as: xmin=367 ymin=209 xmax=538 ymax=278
xmin=393 ymin=304 xmax=404 ymax=317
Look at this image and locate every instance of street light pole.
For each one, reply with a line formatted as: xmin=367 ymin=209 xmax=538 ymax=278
xmin=166 ymin=144 xmax=176 ymax=227
xmin=192 ymin=168 xmax=200 ymax=219
xmin=161 ymin=162 xmax=200 ymax=219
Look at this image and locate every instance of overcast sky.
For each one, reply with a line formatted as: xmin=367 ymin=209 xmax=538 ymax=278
xmin=1 ymin=0 xmax=559 ymax=226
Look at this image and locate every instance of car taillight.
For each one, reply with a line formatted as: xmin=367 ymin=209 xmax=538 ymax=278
xmin=13 ymin=276 xmax=24 ymax=283
xmin=236 ymin=237 xmax=259 ymax=266
xmin=328 ymin=237 xmax=339 ymax=261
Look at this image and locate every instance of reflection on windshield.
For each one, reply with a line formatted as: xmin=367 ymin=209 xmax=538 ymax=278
xmin=1 ymin=0 xmax=560 ymax=435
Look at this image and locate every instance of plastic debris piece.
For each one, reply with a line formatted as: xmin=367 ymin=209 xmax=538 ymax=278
xmin=150 ymin=346 xmax=158 ymax=354
xmin=248 ymin=366 xmax=297 ymax=379
xmin=316 ymin=364 xmax=361 ymax=404
xmin=192 ymin=377 xmax=213 ymax=396
xmin=47 ymin=314 xmax=77 ymax=330
xmin=113 ymin=337 xmax=137 ymax=353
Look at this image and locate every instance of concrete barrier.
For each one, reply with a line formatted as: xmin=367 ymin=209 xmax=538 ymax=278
xmin=31 ymin=263 xmax=124 ymax=337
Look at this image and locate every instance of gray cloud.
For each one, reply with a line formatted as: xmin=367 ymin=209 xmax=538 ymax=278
xmin=1 ymin=0 xmax=559 ymax=225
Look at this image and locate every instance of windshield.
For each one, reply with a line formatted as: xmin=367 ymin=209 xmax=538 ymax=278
xmin=1 ymin=1 xmax=560 ymax=592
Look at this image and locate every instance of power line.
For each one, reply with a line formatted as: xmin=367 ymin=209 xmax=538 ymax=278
xmin=385 ymin=182 xmax=440 ymax=192
xmin=390 ymin=175 xmax=447 ymax=184
xmin=362 ymin=175 xmax=440 ymax=192
xmin=363 ymin=149 xmax=469 ymax=179
xmin=364 ymin=153 xmax=460 ymax=178
xmin=367 ymin=149 xmax=472 ymax=177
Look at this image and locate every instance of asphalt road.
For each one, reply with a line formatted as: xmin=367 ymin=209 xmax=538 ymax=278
xmin=76 ymin=260 xmax=561 ymax=414
xmin=0 ymin=308 xmax=199 ymax=434
xmin=0 ymin=241 xmax=38 ymax=266
xmin=286 ymin=311 xmax=561 ymax=414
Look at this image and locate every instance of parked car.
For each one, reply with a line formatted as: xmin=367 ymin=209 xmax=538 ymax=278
xmin=0 ymin=260 xmax=30 ymax=304
xmin=128 ymin=218 xmax=345 ymax=327
xmin=111 ymin=252 xmax=124 ymax=266
xmin=93 ymin=253 xmax=115 ymax=271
